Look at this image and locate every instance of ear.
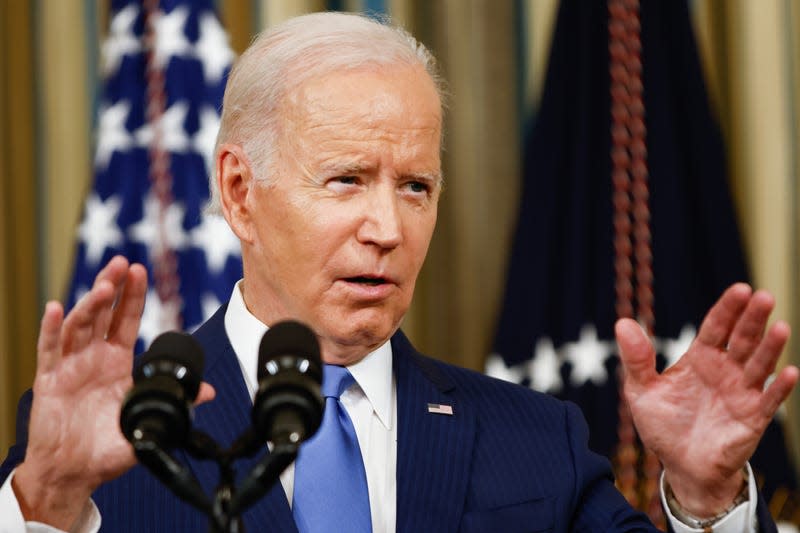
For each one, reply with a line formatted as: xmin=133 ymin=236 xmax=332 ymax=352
xmin=217 ymin=143 xmax=255 ymax=244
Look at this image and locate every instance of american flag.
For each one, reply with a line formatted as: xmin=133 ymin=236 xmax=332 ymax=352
xmin=66 ymin=0 xmax=242 ymax=353
xmin=488 ymin=0 xmax=798 ymax=523
xmin=427 ymin=403 xmax=454 ymax=416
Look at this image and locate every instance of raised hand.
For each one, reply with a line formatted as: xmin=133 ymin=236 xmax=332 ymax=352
xmin=615 ymin=283 xmax=799 ymax=517
xmin=11 ymin=256 xmax=148 ymax=528
xmin=11 ymin=256 xmax=214 ymax=529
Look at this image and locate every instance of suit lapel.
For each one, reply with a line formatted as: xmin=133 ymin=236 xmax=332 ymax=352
xmin=186 ymin=306 xmax=298 ymax=532
xmin=392 ymin=332 xmax=475 ymax=533
xmin=182 ymin=313 xmax=475 ymax=532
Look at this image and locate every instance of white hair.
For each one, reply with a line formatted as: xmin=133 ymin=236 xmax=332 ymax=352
xmin=206 ymin=11 xmax=444 ymax=214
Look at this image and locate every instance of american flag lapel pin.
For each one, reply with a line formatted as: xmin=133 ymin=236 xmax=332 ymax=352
xmin=427 ymin=403 xmax=454 ymax=416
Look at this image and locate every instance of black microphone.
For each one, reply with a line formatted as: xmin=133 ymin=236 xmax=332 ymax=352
xmin=119 ymin=331 xmax=211 ymax=513
xmin=228 ymin=320 xmax=324 ymax=517
xmin=120 ymin=331 xmax=205 ymax=450
xmin=251 ymin=320 xmax=324 ymax=446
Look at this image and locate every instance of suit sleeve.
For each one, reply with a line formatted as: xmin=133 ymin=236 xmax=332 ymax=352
xmin=0 ymin=390 xmax=32 ymax=487
xmin=563 ymin=401 xmax=659 ymax=531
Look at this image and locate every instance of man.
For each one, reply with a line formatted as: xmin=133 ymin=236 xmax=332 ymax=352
xmin=1 ymin=11 xmax=798 ymax=533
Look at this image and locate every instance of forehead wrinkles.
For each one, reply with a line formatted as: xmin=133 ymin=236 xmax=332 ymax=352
xmin=276 ymin=66 xmax=441 ymax=174
xmin=311 ymin=124 xmax=440 ymax=175
xmin=293 ymin=94 xmax=437 ymax=139
xmin=281 ymin=116 xmax=441 ymax=174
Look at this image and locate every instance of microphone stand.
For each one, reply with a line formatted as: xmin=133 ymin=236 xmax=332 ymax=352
xmin=132 ymin=428 xmax=299 ymax=533
xmin=124 ymin=321 xmax=322 ymax=532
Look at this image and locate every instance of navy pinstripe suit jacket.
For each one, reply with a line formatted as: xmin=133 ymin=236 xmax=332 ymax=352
xmin=1 ymin=304 xmax=778 ymax=532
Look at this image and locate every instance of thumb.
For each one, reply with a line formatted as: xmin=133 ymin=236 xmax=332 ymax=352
xmin=195 ymin=382 xmax=216 ymax=406
xmin=615 ymin=318 xmax=657 ymax=387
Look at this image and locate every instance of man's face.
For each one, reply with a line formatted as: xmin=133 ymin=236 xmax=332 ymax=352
xmin=238 ymin=64 xmax=442 ymax=365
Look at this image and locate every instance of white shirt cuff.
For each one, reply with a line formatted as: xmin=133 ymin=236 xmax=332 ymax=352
xmin=662 ymin=463 xmax=758 ymax=533
xmin=0 ymin=469 xmax=101 ymax=533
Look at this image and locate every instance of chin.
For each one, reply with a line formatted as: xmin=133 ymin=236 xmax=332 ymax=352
xmin=318 ymin=316 xmax=398 ymax=358
xmin=337 ymin=322 xmax=393 ymax=347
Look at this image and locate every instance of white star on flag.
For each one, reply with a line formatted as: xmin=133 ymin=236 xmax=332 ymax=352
xmin=102 ymin=4 xmax=141 ymax=76
xmin=530 ymin=336 xmax=563 ymax=393
xmin=151 ymin=6 xmax=191 ymax=68
xmin=192 ymin=106 xmax=222 ymax=174
xmin=138 ymin=289 xmax=182 ymax=348
xmin=195 ymin=13 xmax=236 ymax=83
xmin=135 ymin=100 xmax=190 ymax=153
xmin=484 ymin=353 xmax=526 ymax=385
xmin=77 ymin=194 xmax=124 ymax=265
xmin=190 ymin=214 xmax=241 ymax=273
xmin=129 ymin=192 xmax=189 ymax=253
xmin=563 ymin=324 xmax=612 ymax=387
xmin=95 ymin=101 xmax=133 ymax=170
xmin=658 ymin=324 xmax=696 ymax=369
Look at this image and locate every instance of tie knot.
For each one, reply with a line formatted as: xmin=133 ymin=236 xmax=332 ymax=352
xmin=322 ymin=365 xmax=355 ymax=399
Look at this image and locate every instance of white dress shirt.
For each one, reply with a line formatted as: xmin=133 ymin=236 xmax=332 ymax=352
xmin=0 ymin=281 xmax=756 ymax=532
xmin=224 ymin=281 xmax=398 ymax=533
xmin=0 ymin=472 xmax=100 ymax=533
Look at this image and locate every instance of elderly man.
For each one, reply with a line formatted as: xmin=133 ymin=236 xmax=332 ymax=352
xmin=1 ymin=11 xmax=797 ymax=533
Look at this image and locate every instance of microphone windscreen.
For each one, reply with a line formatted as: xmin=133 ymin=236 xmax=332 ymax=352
xmin=141 ymin=331 xmax=205 ymax=376
xmin=122 ymin=331 xmax=206 ymax=448
xmin=257 ymin=321 xmax=321 ymax=381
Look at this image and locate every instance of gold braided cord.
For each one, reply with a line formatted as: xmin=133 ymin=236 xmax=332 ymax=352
xmin=608 ymin=0 xmax=663 ymax=527
xmin=143 ymin=0 xmax=184 ymax=328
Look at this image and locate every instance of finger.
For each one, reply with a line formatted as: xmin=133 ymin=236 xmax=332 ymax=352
xmin=107 ymin=263 xmax=148 ymax=348
xmin=93 ymin=255 xmax=131 ymax=289
xmin=65 ymin=255 xmax=128 ymax=344
xmin=36 ymin=302 xmax=65 ymax=373
xmin=694 ymin=283 xmax=751 ymax=348
xmin=91 ymin=281 xmax=123 ymax=343
xmin=615 ymin=318 xmax=658 ymax=387
xmin=743 ymin=320 xmax=790 ymax=388
xmin=61 ymin=280 xmax=117 ymax=354
xmin=89 ymin=256 xmax=133 ymax=339
xmin=195 ymin=383 xmax=216 ymax=405
xmin=727 ymin=290 xmax=774 ymax=363
xmin=760 ymin=365 xmax=800 ymax=419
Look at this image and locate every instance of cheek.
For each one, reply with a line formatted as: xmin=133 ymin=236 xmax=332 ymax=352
xmin=250 ymin=197 xmax=318 ymax=277
xmin=407 ymin=211 xmax=437 ymax=263
xmin=281 ymin=207 xmax=357 ymax=278
xmin=265 ymin=192 xmax=331 ymax=247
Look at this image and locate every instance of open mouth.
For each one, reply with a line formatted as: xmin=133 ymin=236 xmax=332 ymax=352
xmin=345 ymin=276 xmax=388 ymax=286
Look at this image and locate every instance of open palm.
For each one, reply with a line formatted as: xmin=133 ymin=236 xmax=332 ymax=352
xmin=616 ymin=283 xmax=799 ymax=514
xmin=25 ymin=257 xmax=147 ymax=487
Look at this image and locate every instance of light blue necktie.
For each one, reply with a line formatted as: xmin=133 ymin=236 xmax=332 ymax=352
xmin=292 ymin=365 xmax=372 ymax=533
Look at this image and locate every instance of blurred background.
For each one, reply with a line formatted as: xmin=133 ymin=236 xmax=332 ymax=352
xmin=1 ymin=0 xmax=799 ymax=526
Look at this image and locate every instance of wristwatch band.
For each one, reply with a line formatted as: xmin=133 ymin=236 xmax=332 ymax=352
xmin=664 ymin=468 xmax=750 ymax=532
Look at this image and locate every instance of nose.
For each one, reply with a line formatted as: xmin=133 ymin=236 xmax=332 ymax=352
xmin=356 ymin=185 xmax=402 ymax=250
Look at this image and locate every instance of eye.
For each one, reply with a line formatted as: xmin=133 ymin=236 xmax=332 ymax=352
xmin=326 ymin=175 xmax=361 ymax=193
xmin=403 ymin=180 xmax=431 ymax=194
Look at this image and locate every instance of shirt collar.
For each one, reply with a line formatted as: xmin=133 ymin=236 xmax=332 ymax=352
xmin=223 ymin=280 xmax=394 ymax=428
xmin=224 ymin=280 xmax=267 ymax=399
xmin=347 ymin=339 xmax=393 ymax=430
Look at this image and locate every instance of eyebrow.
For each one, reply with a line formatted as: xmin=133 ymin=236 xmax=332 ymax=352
xmin=318 ymin=161 xmax=370 ymax=175
xmin=403 ymin=171 xmax=443 ymax=185
xmin=317 ymin=161 xmax=443 ymax=186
